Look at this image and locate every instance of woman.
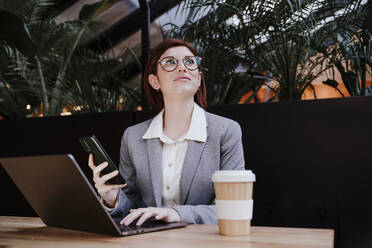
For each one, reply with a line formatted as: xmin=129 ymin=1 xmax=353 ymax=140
xmin=88 ymin=39 xmax=245 ymax=226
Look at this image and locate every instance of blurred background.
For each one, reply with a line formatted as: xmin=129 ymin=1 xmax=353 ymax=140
xmin=0 ymin=0 xmax=371 ymax=119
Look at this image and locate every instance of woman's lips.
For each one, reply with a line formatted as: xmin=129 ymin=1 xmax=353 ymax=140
xmin=174 ymin=76 xmax=191 ymax=81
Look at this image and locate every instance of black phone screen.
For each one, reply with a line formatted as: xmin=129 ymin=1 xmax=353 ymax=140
xmin=79 ymin=135 xmax=125 ymax=185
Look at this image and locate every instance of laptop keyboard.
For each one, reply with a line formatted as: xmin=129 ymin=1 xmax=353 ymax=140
xmin=117 ymin=217 xmax=170 ymax=232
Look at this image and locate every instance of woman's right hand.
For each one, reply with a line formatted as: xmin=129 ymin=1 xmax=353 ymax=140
xmin=88 ymin=154 xmax=126 ymax=208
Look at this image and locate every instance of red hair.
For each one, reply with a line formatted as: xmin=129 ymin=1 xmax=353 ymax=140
xmin=143 ymin=39 xmax=207 ymax=113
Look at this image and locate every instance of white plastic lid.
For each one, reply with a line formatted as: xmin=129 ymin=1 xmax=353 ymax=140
xmin=212 ymin=170 xmax=256 ymax=182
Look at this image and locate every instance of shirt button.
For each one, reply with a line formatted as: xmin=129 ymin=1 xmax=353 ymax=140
xmin=166 ymin=186 xmax=170 ymax=190
xmin=168 ymin=163 xmax=172 ymax=167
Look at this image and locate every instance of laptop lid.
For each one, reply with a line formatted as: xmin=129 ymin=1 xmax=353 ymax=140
xmin=0 ymin=154 xmax=122 ymax=236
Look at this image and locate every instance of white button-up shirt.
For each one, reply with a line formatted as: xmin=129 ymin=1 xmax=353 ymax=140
xmin=142 ymin=102 xmax=207 ymax=207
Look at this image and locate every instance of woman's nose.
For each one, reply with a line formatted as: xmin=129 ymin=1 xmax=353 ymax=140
xmin=177 ymin=62 xmax=187 ymax=71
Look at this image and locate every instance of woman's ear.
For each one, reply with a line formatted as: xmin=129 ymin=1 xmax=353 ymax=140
xmin=148 ymin=74 xmax=160 ymax=90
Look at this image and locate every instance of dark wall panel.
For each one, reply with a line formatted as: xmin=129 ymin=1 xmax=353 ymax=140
xmin=207 ymin=97 xmax=372 ymax=248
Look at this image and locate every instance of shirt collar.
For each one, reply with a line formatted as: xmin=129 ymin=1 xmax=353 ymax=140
xmin=142 ymin=108 xmax=164 ymax=140
xmin=143 ymin=102 xmax=206 ymax=143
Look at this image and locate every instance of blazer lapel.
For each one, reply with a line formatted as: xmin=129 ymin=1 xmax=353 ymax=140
xmin=179 ymin=140 xmax=207 ymax=204
xmin=146 ymin=139 xmax=163 ymax=207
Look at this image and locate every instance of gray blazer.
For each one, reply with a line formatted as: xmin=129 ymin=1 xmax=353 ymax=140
xmin=110 ymin=111 xmax=245 ymax=224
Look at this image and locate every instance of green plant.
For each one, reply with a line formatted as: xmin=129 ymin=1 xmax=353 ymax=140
xmin=322 ymin=29 xmax=372 ymax=96
xmin=0 ymin=0 xmax=141 ymax=118
xmin=166 ymin=0 xmax=370 ymax=103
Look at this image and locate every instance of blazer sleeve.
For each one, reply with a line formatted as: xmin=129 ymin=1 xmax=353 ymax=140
xmin=109 ymin=128 xmax=146 ymax=218
xmin=172 ymin=121 xmax=245 ymax=224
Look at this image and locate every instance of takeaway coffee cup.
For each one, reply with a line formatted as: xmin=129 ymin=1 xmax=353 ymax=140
xmin=212 ymin=170 xmax=256 ymax=236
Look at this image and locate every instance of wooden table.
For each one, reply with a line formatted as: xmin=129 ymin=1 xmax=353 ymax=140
xmin=0 ymin=216 xmax=333 ymax=248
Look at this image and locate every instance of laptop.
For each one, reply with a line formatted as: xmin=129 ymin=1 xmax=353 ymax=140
xmin=0 ymin=154 xmax=186 ymax=236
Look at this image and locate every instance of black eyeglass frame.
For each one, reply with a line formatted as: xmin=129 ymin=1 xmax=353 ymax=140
xmin=157 ymin=56 xmax=202 ymax=72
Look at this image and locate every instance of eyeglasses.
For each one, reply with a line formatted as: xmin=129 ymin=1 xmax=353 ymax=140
xmin=158 ymin=56 xmax=202 ymax=72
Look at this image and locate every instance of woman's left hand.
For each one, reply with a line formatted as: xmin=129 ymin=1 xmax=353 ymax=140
xmin=120 ymin=207 xmax=181 ymax=226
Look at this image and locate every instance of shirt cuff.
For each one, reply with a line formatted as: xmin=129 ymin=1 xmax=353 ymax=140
xmin=101 ymin=197 xmax=120 ymax=212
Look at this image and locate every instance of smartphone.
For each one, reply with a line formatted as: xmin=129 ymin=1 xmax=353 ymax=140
xmin=78 ymin=135 xmax=125 ymax=185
